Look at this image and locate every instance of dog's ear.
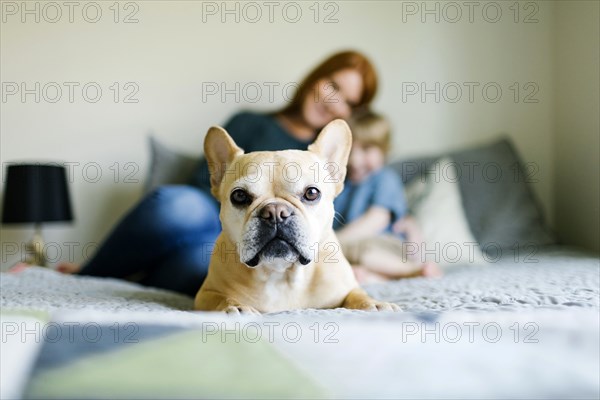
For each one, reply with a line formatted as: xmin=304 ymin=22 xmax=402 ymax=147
xmin=204 ymin=126 xmax=244 ymax=199
xmin=308 ymin=119 xmax=352 ymax=196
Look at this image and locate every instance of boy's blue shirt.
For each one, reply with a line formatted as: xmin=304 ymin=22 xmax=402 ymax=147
xmin=333 ymin=167 xmax=408 ymax=232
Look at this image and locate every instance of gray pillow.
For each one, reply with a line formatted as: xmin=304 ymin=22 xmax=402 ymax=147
xmin=144 ymin=136 xmax=200 ymax=193
xmin=389 ymin=137 xmax=556 ymax=253
xmin=390 ymin=156 xmax=439 ymax=184
xmin=450 ymin=138 xmax=556 ymax=252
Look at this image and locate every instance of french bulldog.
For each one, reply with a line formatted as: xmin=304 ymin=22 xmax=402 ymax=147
xmin=194 ymin=119 xmax=401 ymax=314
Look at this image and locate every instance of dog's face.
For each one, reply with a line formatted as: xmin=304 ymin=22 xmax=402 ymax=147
xmin=204 ymin=120 xmax=352 ymax=270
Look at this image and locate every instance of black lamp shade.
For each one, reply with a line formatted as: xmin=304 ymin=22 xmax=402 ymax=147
xmin=2 ymin=164 xmax=73 ymax=224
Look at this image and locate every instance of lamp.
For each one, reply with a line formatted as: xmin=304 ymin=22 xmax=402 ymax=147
xmin=2 ymin=164 xmax=73 ymax=267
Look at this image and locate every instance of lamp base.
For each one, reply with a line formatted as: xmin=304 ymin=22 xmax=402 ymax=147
xmin=24 ymin=226 xmax=46 ymax=267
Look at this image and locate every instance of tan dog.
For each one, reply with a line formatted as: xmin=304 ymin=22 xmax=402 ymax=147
xmin=194 ymin=119 xmax=401 ymax=314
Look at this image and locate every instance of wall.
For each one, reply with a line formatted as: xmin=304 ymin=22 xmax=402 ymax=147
xmin=554 ymin=0 xmax=600 ymax=253
xmin=0 ymin=1 xmax=564 ymax=268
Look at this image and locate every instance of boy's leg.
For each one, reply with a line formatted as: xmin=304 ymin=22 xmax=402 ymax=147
xmin=361 ymin=235 xmax=425 ymax=277
xmin=351 ymin=265 xmax=390 ymax=284
xmin=342 ymin=235 xmax=425 ymax=278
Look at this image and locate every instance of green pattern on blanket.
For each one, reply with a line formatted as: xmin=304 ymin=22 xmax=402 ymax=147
xmin=0 ymin=308 xmax=50 ymax=321
xmin=26 ymin=328 xmax=327 ymax=399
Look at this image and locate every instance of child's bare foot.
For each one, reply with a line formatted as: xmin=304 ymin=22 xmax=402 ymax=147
xmin=56 ymin=262 xmax=81 ymax=274
xmin=352 ymin=265 xmax=389 ymax=284
xmin=420 ymin=262 xmax=443 ymax=278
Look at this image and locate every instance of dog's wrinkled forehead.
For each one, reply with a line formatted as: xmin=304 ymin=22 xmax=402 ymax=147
xmin=221 ymin=150 xmax=334 ymax=198
xmin=204 ymin=120 xmax=351 ymax=202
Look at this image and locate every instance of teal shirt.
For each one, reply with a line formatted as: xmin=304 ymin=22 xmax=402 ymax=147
xmin=190 ymin=112 xmax=314 ymax=193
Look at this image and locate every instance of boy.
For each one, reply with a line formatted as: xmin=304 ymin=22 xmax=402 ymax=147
xmin=334 ymin=111 xmax=441 ymax=283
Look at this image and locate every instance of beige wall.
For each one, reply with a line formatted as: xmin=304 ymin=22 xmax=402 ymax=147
xmin=554 ymin=1 xmax=600 ymax=253
xmin=0 ymin=1 xmax=593 ymax=269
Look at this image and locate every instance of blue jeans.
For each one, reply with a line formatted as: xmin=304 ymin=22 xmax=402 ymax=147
xmin=79 ymin=185 xmax=221 ymax=297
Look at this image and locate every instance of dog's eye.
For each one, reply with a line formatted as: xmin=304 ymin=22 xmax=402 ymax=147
xmin=303 ymin=187 xmax=321 ymax=202
xmin=230 ymin=189 xmax=251 ymax=206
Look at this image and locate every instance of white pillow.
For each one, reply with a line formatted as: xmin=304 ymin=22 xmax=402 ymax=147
xmin=405 ymin=158 xmax=486 ymax=268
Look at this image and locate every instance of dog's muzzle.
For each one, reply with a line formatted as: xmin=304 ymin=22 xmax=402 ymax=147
xmin=242 ymin=202 xmax=312 ymax=267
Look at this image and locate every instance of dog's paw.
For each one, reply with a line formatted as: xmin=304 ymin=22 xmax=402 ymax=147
xmin=223 ymin=304 xmax=261 ymax=315
xmin=359 ymin=301 xmax=402 ymax=312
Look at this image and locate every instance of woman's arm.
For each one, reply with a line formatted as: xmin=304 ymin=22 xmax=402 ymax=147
xmin=336 ymin=205 xmax=391 ymax=243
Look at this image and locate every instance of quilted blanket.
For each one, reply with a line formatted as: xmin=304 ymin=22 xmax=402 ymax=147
xmin=1 ymin=247 xmax=599 ymax=399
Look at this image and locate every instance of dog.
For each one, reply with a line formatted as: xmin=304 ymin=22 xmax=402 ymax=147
xmin=194 ymin=119 xmax=401 ymax=314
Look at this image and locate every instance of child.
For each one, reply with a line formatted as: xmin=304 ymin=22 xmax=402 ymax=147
xmin=334 ymin=111 xmax=441 ymax=283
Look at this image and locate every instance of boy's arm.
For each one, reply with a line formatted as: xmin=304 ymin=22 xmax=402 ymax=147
xmin=335 ymin=168 xmax=406 ymax=243
xmin=392 ymin=215 xmax=425 ymax=244
xmin=336 ymin=205 xmax=392 ymax=244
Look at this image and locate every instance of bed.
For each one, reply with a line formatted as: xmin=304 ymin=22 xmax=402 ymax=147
xmin=2 ymin=136 xmax=598 ymax=399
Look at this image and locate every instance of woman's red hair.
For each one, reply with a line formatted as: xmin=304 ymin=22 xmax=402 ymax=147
xmin=280 ymin=50 xmax=378 ymax=116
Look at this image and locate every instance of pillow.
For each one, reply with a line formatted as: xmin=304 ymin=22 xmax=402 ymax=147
xmin=405 ymin=158 xmax=486 ymax=268
xmin=449 ymin=138 xmax=555 ymax=252
xmin=390 ymin=137 xmax=556 ymax=254
xmin=144 ymin=136 xmax=200 ymax=194
xmin=390 ymin=155 xmax=439 ymax=184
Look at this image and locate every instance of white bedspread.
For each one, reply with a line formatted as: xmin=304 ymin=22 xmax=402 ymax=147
xmin=1 ymin=247 xmax=599 ymax=399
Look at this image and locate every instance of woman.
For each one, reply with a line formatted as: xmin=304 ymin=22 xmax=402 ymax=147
xmin=58 ymin=50 xmax=379 ymax=296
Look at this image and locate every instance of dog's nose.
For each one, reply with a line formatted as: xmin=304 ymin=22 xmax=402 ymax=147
xmin=259 ymin=203 xmax=293 ymax=224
